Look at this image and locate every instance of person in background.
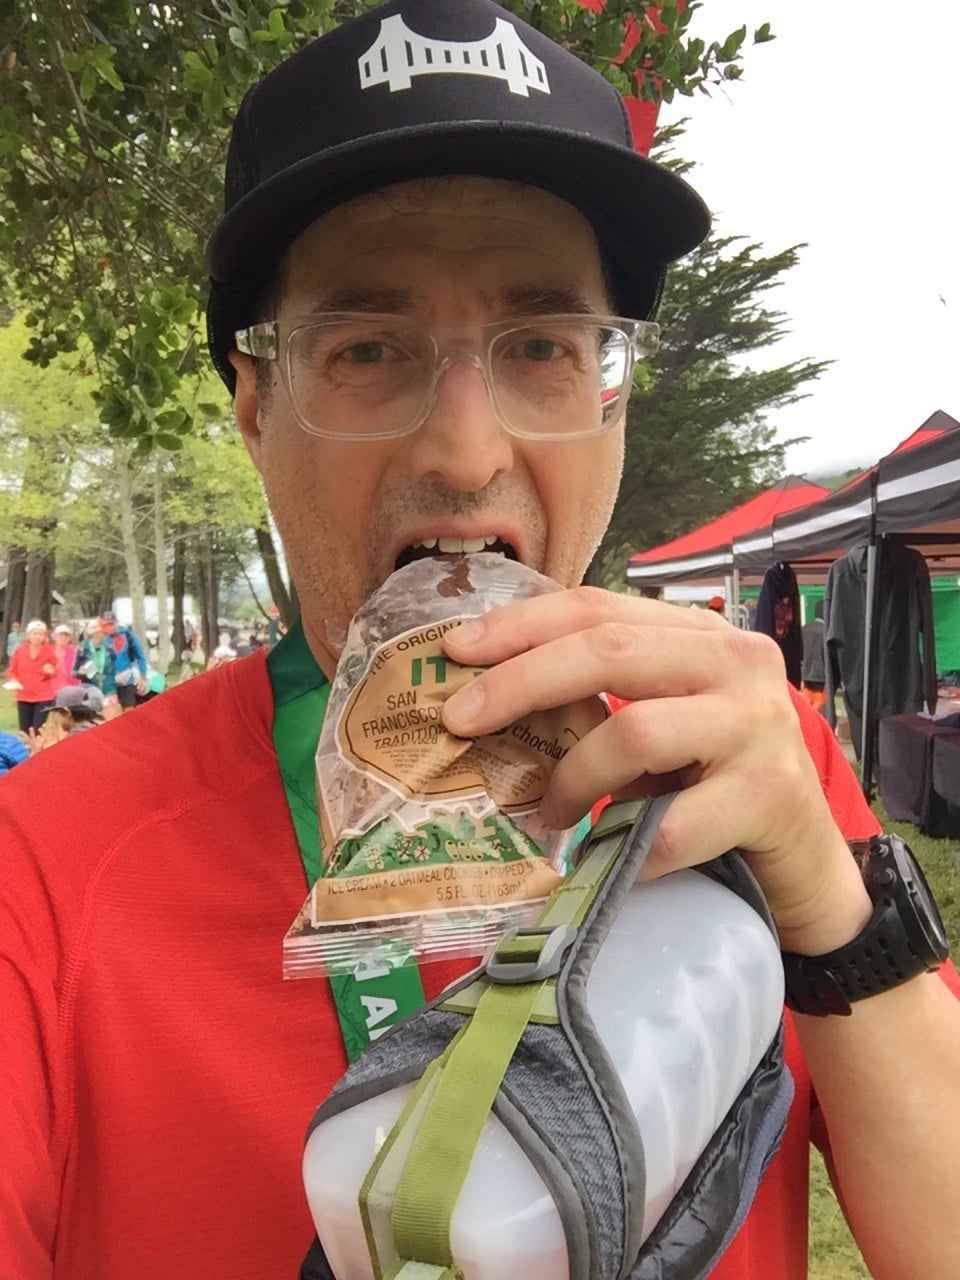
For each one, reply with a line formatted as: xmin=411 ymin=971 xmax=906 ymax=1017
xmin=50 ymin=684 xmax=106 ymax=738
xmin=208 ymin=643 xmax=238 ymax=671
xmin=801 ymin=597 xmax=828 ymax=715
xmin=49 ymin=625 xmax=78 ymax=698
xmin=135 ymin=668 xmax=167 ymax=705
xmin=72 ymin=618 xmax=117 ymax=700
xmin=4 ymin=619 xmax=56 ymax=736
xmin=5 ymin=619 xmax=21 ymax=659
xmin=0 ymin=728 xmax=30 ymax=776
xmin=100 ymin=612 xmax=148 ymax=711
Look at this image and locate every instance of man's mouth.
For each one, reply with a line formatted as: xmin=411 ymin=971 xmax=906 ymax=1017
xmin=394 ymin=536 xmax=520 ymax=573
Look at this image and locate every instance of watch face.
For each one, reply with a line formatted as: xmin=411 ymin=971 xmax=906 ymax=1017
xmin=890 ymin=838 xmax=951 ymax=958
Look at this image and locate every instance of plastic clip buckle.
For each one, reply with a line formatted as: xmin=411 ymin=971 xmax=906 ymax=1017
xmin=485 ymin=924 xmax=576 ymax=984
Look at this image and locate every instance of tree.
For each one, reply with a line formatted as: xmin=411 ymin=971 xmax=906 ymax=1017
xmin=0 ymin=1 xmax=767 ymax=448
xmin=588 ymin=228 xmax=829 ymax=584
xmin=0 ymin=2 xmax=788 ymax=613
xmin=0 ymin=315 xmax=100 ymax=633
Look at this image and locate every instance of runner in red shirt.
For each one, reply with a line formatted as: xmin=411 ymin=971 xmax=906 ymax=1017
xmin=4 ymin=619 xmax=56 ymax=735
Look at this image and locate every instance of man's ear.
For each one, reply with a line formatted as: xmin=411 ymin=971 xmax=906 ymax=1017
xmin=229 ymin=350 xmax=263 ymax=472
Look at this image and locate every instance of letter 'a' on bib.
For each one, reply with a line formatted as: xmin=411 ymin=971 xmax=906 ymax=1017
xmin=300 ymin=795 xmax=793 ymax=1280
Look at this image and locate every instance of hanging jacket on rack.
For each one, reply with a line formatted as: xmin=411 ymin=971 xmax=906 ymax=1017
xmin=824 ymin=542 xmax=937 ymax=732
xmin=753 ymin=561 xmax=802 ymax=687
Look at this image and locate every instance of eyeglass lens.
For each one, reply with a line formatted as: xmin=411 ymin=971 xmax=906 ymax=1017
xmin=285 ymin=318 xmax=633 ymax=438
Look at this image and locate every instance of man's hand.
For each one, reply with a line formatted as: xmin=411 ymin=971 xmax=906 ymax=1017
xmin=30 ymin=719 xmax=64 ymax=753
xmin=442 ymin=587 xmax=870 ymax=955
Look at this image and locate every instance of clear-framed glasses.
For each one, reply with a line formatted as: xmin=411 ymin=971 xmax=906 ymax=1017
xmin=234 ymin=312 xmax=659 ymax=442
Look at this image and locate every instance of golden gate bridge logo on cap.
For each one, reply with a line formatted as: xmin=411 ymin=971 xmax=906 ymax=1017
xmin=358 ymin=13 xmax=550 ymax=98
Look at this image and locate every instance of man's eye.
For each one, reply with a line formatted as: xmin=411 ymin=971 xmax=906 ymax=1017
xmin=345 ymin=341 xmax=386 ymax=364
xmin=522 ymin=337 xmax=561 ymax=362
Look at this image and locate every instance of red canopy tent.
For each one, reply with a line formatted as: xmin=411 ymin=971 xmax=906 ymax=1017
xmin=626 ymin=475 xmax=831 ymax=586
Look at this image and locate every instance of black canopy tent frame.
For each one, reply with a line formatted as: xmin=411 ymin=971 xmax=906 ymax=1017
xmin=859 ymin=530 xmax=960 ymax=803
xmin=624 ymin=413 xmax=960 ymax=803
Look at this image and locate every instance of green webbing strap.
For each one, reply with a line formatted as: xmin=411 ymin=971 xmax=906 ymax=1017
xmin=267 ymin=622 xmax=427 ymax=1059
xmin=375 ymin=802 xmax=643 ymax=1269
xmin=361 ymin=1057 xmax=450 ymax=1276
xmin=267 ymin=620 xmax=331 ymax=888
xmin=389 ymin=976 xmax=547 ymax=1267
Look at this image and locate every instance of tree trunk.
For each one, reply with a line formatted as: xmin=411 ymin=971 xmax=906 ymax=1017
xmin=21 ymin=543 xmax=55 ymax=623
xmin=254 ymin=520 xmax=297 ymax=627
xmin=195 ymin=529 xmax=219 ymax=658
xmin=172 ymin=530 xmax=186 ymax=662
xmin=116 ymin=450 xmax=148 ymax=645
xmin=153 ymin=456 xmax=171 ymax=673
xmin=2 ymin=545 xmax=27 ymax=642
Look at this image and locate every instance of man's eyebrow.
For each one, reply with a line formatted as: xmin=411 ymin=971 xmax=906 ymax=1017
xmin=309 ymin=288 xmax=413 ymax=314
xmin=304 ymin=285 xmax=601 ymax=320
xmin=498 ymin=286 xmax=598 ymax=315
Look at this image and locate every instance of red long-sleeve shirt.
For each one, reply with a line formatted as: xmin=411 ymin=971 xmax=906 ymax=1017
xmin=6 ymin=641 xmax=57 ymax=703
xmin=0 ymin=648 xmax=955 ymax=1279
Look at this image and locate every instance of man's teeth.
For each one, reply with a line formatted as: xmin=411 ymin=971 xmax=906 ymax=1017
xmin=411 ymin=536 xmax=501 ymax=554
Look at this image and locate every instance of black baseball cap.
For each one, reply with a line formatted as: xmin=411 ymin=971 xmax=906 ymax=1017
xmin=206 ymin=0 xmax=711 ymax=390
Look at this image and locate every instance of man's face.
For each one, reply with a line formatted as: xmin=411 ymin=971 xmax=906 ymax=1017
xmin=231 ymin=177 xmax=624 ymax=669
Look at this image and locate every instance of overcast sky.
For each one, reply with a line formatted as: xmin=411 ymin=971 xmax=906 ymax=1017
xmin=658 ymin=0 xmax=959 ymax=479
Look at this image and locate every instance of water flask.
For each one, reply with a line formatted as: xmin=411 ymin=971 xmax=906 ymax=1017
xmin=303 ymin=868 xmax=785 ymax=1280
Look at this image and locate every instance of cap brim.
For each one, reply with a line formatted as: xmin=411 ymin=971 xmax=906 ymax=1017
xmin=206 ymin=120 xmax=710 ymax=387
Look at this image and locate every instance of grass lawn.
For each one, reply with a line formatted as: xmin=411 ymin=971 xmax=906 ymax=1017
xmin=0 ymin=686 xmax=18 ymax=734
xmin=808 ymin=800 xmax=960 ymax=1278
xmin=3 ymin=681 xmax=958 ymax=1276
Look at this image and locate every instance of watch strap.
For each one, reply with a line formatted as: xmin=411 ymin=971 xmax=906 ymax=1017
xmin=781 ymin=834 xmax=949 ymax=1017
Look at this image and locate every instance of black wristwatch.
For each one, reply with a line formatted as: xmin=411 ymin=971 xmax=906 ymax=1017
xmin=781 ymin=833 xmax=950 ymax=1016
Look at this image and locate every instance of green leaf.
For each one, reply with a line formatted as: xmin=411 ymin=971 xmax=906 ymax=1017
xmin=182 ymin=50 xmax=213 ymax=92
xmin=156 ymin=407 xmax=189 ymax=432
xmin=93 ymin=46 xmax=124 ymax=91
xmin=155 ymin=432 xmax=184 ymax=450
xmin=79 ymin=64 xmax=99 ymax=101
xmin=719 ymin=26 xmax=747 ymax=61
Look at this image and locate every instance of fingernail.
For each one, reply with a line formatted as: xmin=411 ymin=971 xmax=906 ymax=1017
xmin=448 ymin=618 xmax=484 ymax=646
xmin=444 ymin=678 xmax=484 ymax=727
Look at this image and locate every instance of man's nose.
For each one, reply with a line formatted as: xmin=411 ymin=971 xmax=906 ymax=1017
xmin=407 ymin=355 xmax=514 ymax=493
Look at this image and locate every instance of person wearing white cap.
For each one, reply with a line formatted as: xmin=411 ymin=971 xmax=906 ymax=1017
xmin=3 ymin=619 xmax=56 ymax=735
xmin=208 ymin=643 xmax=238 ymax=671
xmin=49 ymin=624 xmax=78 ymax=699
xmin=0 ymin=3 xmax=958 ymax=1278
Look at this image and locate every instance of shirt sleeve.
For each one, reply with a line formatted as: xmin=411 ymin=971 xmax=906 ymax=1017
xmin=0 ymin=798 xmax=63 ymax=1277
xmin=789 ymin=685 xmax=881 ymax=841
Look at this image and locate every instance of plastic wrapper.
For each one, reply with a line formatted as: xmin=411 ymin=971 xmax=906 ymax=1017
xmin=283 ymin=552 xmax=607 ymax=977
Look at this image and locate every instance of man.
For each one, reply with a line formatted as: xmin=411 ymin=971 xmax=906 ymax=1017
xmin=100 ymin=610 xmax=148 ymax=708
xmin=1 ymin=3 xmax=958 ymax=1279
xmin=50 ymin=683 xmax=106 ymax=737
